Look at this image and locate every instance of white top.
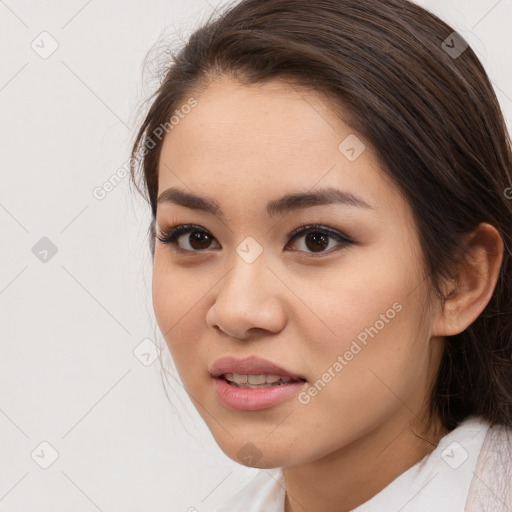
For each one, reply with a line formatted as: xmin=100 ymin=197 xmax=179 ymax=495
xmin=216 ymin=416 xmax=508 ymax=512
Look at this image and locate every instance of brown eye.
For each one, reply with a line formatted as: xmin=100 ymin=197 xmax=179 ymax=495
xmin=286 ymin=225 xmax=353 ymax=256
xmin=156 ymin=225 xmax=220 ymax=252
xmin=303 ymin=232 xmax=330 ymax=252
xmin=188 ymin=231 xmax=214 ymax=250
xmin=157 ymin=223 xmax=353 ymax=257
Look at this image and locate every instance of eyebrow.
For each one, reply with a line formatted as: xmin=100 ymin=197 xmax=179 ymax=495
xmin=156 ymin=186 xmax=372 ymax=218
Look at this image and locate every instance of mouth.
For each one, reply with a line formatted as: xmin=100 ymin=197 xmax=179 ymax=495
xmin=219 ymin=373 xmax=307 ymax=388
xmin=212 ymin=374 xmax=307 ymax=411
xmin=209 ymin=355 xmax=307 ymax=382
xmin=209 ymin=356 xmax=308 ymax=411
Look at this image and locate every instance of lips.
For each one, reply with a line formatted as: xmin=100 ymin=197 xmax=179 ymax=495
xmin=210 ymin=356 xmax=308 ymax=411
xmin=209 ymin=356 xmax=307 ymax=382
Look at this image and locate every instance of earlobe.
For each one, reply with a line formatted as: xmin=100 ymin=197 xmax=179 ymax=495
xmin=432 ymin=223 xmax=504 ymax=337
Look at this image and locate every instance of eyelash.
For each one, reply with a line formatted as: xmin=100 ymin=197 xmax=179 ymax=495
xmin=156 ymin=223 xmax=354 ymax=258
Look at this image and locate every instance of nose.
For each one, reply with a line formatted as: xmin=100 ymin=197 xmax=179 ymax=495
xmin=205 ymin=252 xmax=287 ymax=340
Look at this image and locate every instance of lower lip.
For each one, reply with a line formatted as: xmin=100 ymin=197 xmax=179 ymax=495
xmin=213 ymin=377 xmax=307 ymax=411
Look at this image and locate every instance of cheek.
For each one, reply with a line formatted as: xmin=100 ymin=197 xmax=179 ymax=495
xmin=296 ymin=241 xmax=430 ymax=399
xmin=298 ymin=272 xmax=432 ymax=429
xmin=300 ymin=242 xmax=422 ymax=357
xmin=151 ymin=258 xmax=206 ymax=359
xmin=292 ymin=307 xmax=429 ymax=461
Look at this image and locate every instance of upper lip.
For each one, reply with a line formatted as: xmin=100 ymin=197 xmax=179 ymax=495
xmin=210 ymin=356 xmax=306 ymax=381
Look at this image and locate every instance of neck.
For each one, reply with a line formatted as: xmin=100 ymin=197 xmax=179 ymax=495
xmin=283 ymin=412 xmax=449 ymax=512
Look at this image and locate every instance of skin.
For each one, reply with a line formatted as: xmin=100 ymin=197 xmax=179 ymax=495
xmin=151 ymin=76 xmax=504 ymax=512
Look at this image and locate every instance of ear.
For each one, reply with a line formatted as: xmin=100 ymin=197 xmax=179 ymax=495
xmin=433 ymin=222 xmax=504 ymax=337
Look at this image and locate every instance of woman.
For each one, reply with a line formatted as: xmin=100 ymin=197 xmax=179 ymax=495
xmin=129 ymin=0 xmax=512 ymax=510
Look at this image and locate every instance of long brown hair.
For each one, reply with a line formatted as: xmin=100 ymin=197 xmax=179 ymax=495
xmin=130 ymin=0 xmax=512 ymax=431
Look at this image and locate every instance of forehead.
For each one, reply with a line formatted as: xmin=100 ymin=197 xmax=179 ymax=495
xmin=157 ymin=76 xmax=403 ymax=219
xmin=164 ymin=76 xmax=349 ymax=158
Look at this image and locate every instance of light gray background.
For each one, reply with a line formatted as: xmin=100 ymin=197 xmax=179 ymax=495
xmin=1 ymin=1 xmax=511 ymax=511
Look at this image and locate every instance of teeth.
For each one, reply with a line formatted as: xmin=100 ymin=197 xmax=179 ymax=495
xmin=248 ymin=374 xmax=267 ymax=385
xmin=261 ymin=375 xmax=281 ymax=384
xmin=223 ymin=373 xmax=300 ymax=387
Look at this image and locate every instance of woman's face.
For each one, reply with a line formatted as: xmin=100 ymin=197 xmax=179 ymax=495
xmin=152 ymin=76 xmax=444 ymax=468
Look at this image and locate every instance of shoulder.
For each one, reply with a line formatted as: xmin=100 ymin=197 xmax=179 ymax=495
xmin=465 ymin=419 xmax=512 ymax=511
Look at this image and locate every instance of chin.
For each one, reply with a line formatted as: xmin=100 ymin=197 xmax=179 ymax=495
xmin=212 ymin=434 xmax=298 ymax=469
